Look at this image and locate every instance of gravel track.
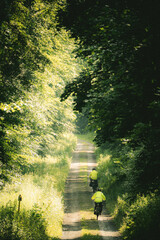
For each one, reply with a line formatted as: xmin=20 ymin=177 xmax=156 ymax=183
xmin=61 ymin=140 xmax=121 ymax=240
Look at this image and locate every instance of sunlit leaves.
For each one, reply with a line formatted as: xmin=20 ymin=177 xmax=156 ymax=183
xmin=0 ymin=0 xmax=82 ymax=183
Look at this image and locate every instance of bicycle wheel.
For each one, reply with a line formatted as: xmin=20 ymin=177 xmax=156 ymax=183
xmin=95 ymin=203 xmax=101 ymax=220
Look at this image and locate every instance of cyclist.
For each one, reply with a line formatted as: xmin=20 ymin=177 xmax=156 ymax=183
xmin=89 ymin=167 xmax=98 ymax=188
xmin=91 ymin=188 xmax=106 ymax=214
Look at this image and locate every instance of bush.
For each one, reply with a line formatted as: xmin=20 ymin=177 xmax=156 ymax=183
xmin=113 ymin=194 xmax=129 ymax=228
xmin=96 ymin=144 xmax=127 ymax=213
xmin=96 ymin=141 xmax=160 ymax=240
xmin=120 ymin=193 xmax=160 ymax=240
xmin=0 ymin=203 xmax=49 ymax=240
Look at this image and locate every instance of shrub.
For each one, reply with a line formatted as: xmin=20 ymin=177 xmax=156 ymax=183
xmin=96 ymin=141 xmax=160 ymax=240
xmin=113 ymin=194 xmax=129 ymax=228
xmin=0 ymin=203 xmax=49 ymax=240
xmin=96 ymin=145 xmax=127 ymax=213
xmin=120 ymin=192 xmax=160 ymax=240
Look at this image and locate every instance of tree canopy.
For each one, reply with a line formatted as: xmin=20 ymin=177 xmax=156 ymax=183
xmin=0 ymin=1 xmax=160 ymax=239
xmin=0 ymin=0 xmax=160 ymax=199
xmin=60 ymin=0 xmax=160 ymax=194
xmin=0 ymin=0 xmax=82 ymax=186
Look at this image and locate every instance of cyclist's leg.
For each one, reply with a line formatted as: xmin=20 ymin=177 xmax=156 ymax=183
xmin=94 ymin=202 xmax=97 ymax=214
xmin=96 ymin=180 xmax=98 ymax=187
xmin=89 ymin=178 xmax=92 ymax=186
xmin=92 ymin=180 xmax=97 ymax=192
xmin=99 ymin=202 xmax=102 ymax=214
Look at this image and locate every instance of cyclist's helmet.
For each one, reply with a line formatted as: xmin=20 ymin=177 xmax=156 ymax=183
xmin=98 ymin=188 xmax=102 ymax=191
xmin=92 ymin=168 xmax=96 ymax=170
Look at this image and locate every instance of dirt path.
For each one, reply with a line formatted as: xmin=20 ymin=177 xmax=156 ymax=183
xmin=61 ymin=139 xmax=121 ymax=240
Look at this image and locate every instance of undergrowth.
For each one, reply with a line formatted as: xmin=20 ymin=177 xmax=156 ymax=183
xmin=81 ymin=234 xmax=102 ymax=240
xmin=118 ymin=192 xmax=160 ymax=240
xmin=76 ymin=132 xmax=96 ymax=144
xmin=0 ymin=203 xmax=49 ymax=240
xmin=0 ymin=133 xmax=76 ymax=240
xmin=96 ymin=141 xmax=160 ymax=240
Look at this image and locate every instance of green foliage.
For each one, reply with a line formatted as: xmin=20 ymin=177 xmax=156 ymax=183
xmin=96 ymin=142 xmax=160 ymax=239
xmin=81 ymin=234 xmax=101 ymax=240
xmin=60 ymin=0 xmax=160 ymax=195
xmin=0 ymin=203 xmax=49 ymax=240
xmin=119 ymin=193 xmax=160 ymax=240
xmin=75 ymin=111 xmax=89 ymax=134
xmin=128 ymin=123 xmax=160 ymax=195
xmin=0 ymin=0 xmax=82 ymax=185
xmin=113 ymin=195 xmax=129 ymax=228
xmin=1 ymin=0 xmax=160 ymax=239
xmin=0 ymin=1 xmax=81 ymax=237
xmin=96 ymin=143 xmax=127 ymax=213
xmin=0 ymin=132 xmax=76 ymax=238
xmin=76 ymin=132 xmax=95 ymax=144
xmin=60 ymin=3 xmax=160 ymax=238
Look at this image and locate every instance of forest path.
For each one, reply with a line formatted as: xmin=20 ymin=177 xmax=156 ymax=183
xmin=61 ymin=139 xmax=121 ymax=240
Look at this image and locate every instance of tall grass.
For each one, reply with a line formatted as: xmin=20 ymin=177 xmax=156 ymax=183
xmin=0 ymin=133 xmax=76 ymax=239
xmin=76 ymin=132 xmax=96 ymax=144
xmin=96 ymin=147 xmax=125 ymax=214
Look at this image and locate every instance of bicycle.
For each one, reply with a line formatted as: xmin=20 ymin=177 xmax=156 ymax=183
xmin=90 ymin=179 xmax=98 ymax=193
xmin=94 ymin=202 xmax=102 ymax=220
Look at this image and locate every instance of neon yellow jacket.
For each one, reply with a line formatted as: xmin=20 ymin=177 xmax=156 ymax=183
xmin=89 ymin=170 xmax=98 ymax=180
xmin=91 ymin=191 xmax=106 ymax=203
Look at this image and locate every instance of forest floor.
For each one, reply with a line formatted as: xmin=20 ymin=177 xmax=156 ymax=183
xmin=61 ymin=139 xmax=121 ymax=240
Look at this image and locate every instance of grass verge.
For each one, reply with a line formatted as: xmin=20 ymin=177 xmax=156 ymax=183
xmin=76 ymin=132 xmax=96 ymax=144
xmin=0 ymin=133 xmax=76 ymax=240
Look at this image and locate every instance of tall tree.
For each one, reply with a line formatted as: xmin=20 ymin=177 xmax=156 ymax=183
xmin=0 ymin=0 xmax=82 ymax=185
xmin=60 ymin=0 xmax=160 ymax=193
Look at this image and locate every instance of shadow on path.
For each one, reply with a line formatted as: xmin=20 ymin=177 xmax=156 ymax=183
xmin=61 ymin=140 xmax=121 ymax=240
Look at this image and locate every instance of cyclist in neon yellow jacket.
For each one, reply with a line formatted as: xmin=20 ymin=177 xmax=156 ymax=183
xmin=89 ymin=168 xmax=98 ymax=188
xmin=91 ymin=188 xmax=106 ymax=214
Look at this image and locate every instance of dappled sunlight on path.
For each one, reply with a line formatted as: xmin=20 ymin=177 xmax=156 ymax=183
xmin=61 ymin=140 xmax=121 ymax=240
